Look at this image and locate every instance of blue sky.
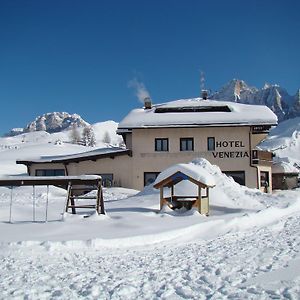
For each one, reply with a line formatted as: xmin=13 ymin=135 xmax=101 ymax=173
xmin=0 ymin=0 xmax=299 ymax=134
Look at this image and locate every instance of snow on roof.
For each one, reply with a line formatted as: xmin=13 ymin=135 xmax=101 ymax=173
xmin=154 ymin=163 xmax=216 ymax=187
xmin=0 ymin=175 xmax=101 ymax=181
xmin=272 ymin=161 xmax=299 ymax=174
xmin=118 ymin=98 xmax=278 ymax=130
xmin=17 ymin=147 xmax=130 ymax=164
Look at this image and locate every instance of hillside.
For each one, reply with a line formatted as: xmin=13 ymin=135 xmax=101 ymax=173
xmin=0 ymin=120 xmax=123 ymax=175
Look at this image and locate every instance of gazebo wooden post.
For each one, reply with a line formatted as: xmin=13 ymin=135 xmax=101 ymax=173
xmin=160 ymin=187 xmax=164 ymax=209
xmin=198 ymin=184 xmax=202 ymax=213
xmin=171 ymin=185 xmax=174 ymax=202
xmin=207 ymin=187 xmax=210 ymax=216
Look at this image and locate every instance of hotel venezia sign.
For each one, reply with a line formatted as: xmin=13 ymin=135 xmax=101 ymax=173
xmin=212 ymin=140 xmax=250 ymax=159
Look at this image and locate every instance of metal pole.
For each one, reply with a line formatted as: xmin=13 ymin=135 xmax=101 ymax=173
xmin=33 ymin=185 xmax=36 ymax=222
xmin=45 ymin=185 xmax=49 ymax=222
xmin=9 ymin=186 xmax=13 ymax=223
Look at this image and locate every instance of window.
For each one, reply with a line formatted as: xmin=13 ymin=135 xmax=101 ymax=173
xmin=155 ymin=138 xmax=169 ymax=152
xmin=224 ymin=171 xmax=245 ymax=186
xmin=180 ymin=138 xmax=194 ymax=151
xmin=35 ymin=169 xmax=65 ymax=176
xmin=207 ymin=137 xmax=215 ymax=151
xmin=144 ymin=172 xmax=160 ymax=186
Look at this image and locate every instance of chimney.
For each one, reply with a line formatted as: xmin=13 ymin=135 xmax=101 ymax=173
xmin=144 ymin=97 xmax=152 ymax=109
xmin=201 ymin=89 xmax=208 ymax=100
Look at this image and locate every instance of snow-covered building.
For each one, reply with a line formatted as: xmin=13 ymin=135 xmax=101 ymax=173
xmin=17 ymin=97 xmax=277 ymax=192
xmin=272 ymin=160 xmax=299 ymax=190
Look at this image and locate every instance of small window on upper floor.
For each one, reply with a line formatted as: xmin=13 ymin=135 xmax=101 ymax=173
xmin=207 ymin=137 xmax=215 ymax=151
xmin=35 ymin=169 xmax=65 ymax=176
xmin=180 ymin=138 xmax=194 ymax=151
xmin=155 ymin=138 xmax=169 ymax=152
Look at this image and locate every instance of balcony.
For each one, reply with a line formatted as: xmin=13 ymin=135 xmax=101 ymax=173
xmin=251 ymin=150 xmax=273 ymax=166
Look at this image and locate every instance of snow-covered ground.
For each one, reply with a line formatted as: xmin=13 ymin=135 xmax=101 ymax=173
xmin=1 ymin=124 xmax=300 ymax=298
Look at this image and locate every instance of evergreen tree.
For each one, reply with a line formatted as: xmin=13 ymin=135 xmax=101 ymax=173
xmin=102 ymin=131 xmax=111 ymax=144
xmin=69 ymin=124 xmax=81 ymax=145
xmin=82 ymin=126 xmax=96 ymax=147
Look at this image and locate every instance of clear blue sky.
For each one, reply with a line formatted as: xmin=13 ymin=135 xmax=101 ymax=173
xmin=0 ymin=0 xmax=299 ymax=135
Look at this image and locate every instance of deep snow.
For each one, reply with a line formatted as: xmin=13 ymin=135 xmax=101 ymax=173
xmin=1 ymin=124 xmax=300 ymax=299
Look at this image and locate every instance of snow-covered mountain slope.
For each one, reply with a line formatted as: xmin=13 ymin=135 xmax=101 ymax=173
xmin=212 ymin=79 xmax=299 ymax=121
xmin=0 ymin=120 xmax=123 ymax=175
xmin=259 ymin=117 xmax=300 ymax=166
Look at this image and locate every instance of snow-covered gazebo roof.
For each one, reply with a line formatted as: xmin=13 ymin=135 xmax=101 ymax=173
xmin=118 ymin=98 xmax=277 ymax=131
xmin=153 ymin=163 xmax=216 ymax=188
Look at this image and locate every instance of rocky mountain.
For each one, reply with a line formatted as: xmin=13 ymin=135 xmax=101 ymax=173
xmin=17 ymin=112 xmax=90 ymax=135
xmin=211 ymin=79 xmax=299 ymax=122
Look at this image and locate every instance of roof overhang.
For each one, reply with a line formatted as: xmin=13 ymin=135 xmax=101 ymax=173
xmin=17 ymin=149 xmax=132 ymax=166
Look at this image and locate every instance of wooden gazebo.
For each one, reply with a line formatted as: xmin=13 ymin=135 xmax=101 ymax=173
xmin=153 ymin=164 xmax=215 ymax=215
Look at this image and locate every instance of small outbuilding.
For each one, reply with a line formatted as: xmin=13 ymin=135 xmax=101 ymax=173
xmin=272 ymin=160 xmax=299 ymax=190
xmin=153 ymin=163 xmax=215 ymax=215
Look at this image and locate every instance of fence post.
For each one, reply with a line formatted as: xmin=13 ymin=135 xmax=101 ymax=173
xmin=45 ymin=185 xmax=49 ymax=222
xmin=33 ymin=185 xmax=36 ymax=222
xmin=9 ymin=186 xmax=13 ymax=223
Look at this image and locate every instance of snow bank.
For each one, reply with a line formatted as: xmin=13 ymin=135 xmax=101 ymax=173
xmin=192 ymin=158 xmax=266 ymax=210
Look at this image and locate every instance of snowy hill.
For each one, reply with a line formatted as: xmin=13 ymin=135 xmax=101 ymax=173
xmin=0 ymin=120 xmax=123 ymax=175
xmin=212 ymin=79 xmax=299 ymax=121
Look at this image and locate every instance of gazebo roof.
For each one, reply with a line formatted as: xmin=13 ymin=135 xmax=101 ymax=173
xmin=153 ymin=163 xmax=216 ymax=189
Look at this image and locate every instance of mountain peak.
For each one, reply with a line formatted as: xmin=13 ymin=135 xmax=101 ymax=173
xmin=211 ymin=79 xmax=298 ymax=122
xmin=24 ymin=112 xmax=90 ymax=134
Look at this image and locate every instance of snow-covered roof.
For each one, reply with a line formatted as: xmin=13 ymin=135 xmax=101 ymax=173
xmin=0 ymin=175 xmax=101 ymax=181
xmin=118 ymin=98 xmax=278 ymax=130
xmin=17 ymin=147 xmax=130 ymax=164
xmin=153 ymin=163 xmax=216 ymax=187
xmin=272 ymin=161 xmax=299 ymax=174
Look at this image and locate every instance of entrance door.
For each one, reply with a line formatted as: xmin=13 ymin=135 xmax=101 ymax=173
xmin=260 ymin=171 xmax=270 ymax=192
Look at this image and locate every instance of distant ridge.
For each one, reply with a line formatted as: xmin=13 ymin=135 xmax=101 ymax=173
xmin=24 ymin=112 xmax=89 ymax=133
xmin=5 ymin=112 xmax=89 ymax=137
xmin=211 ymin=79 xmax=300 ymax=122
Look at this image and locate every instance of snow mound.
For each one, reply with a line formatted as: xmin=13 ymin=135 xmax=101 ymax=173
xmin=192 ymin=158 xmax=265 ymax=210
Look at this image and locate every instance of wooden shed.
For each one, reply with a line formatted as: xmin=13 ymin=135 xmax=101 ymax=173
xmin=153 ymin=163 xmax=215 ymax=215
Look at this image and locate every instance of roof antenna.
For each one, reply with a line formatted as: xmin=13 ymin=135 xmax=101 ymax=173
xmin=200 ymin=71 xmax=208 ymax=100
